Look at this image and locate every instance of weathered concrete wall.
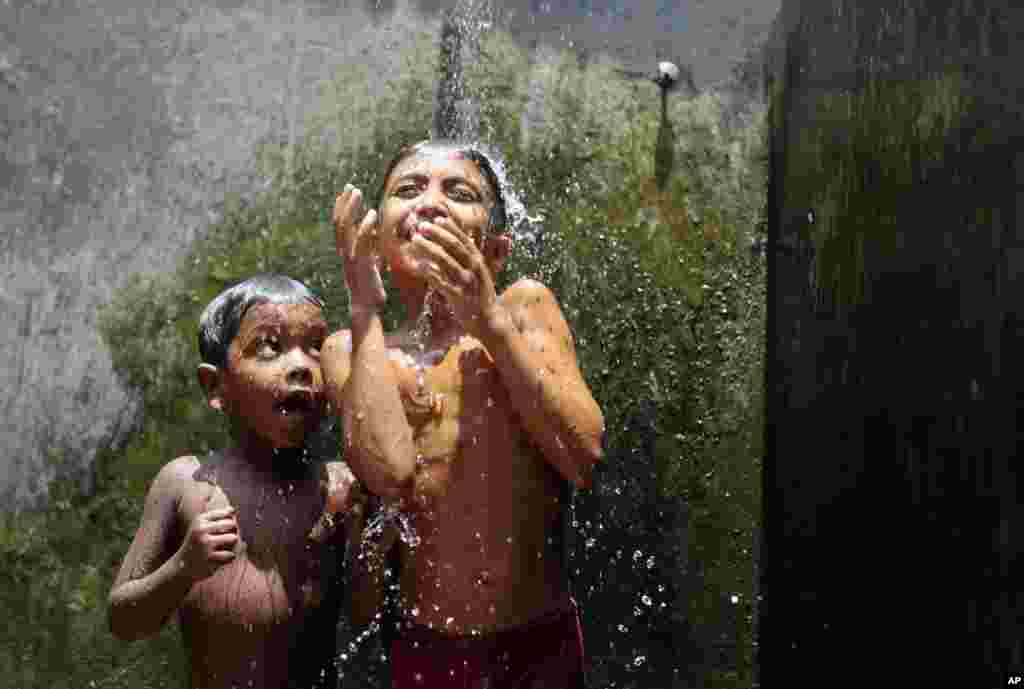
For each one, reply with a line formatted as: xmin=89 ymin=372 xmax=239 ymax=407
xmin=0 ymin=0 xmax=778 ymax=511
xmin=0 ymin=0 xmax=437 ymax=509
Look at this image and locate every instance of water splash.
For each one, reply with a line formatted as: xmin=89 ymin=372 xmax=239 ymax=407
xmin=409 ymin=287 xmax=434 ymax=398
xmin=362 ymin=498 xmax=421 ymax=549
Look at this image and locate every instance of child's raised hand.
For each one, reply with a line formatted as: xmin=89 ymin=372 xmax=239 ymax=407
xmin=334 ymin=185 xmax=386 ymax=311
xmin=177 ymin=506 xmax=239 ymax=582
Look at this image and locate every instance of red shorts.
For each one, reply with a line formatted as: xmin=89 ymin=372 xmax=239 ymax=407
xmin=390 ymin=601 xmax=587 ymax=689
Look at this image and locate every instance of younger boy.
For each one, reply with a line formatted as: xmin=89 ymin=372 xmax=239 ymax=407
xmin=108 ymin=274 xmax=410 ymax=689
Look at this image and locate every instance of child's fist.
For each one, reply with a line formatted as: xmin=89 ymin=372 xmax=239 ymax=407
xmin=178 ymin=506 xmax=239 ymax=582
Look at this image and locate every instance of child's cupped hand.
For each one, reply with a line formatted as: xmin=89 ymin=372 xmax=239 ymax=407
xmin=411 ymin=218 xmax=501 ymax=335
xmin=334 ymin=185 xmax=386 ymax=311
xmin=177 ymin=506 xmax=240 ymax=582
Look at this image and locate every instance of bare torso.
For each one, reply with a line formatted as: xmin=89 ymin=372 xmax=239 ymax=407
xmin=388 ymin=334 xmax=572 ymax=635
xmin=176 ymin=455 xmax=348 ymax=689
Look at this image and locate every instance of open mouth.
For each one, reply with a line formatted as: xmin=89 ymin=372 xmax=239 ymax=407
xmin=274 ymin=389 xmax=319 ymax=417
xmin=399 ymin=216 xmax=424 ymax=241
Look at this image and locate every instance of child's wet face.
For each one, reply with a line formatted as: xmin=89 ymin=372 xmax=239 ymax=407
xmin=378 ymin=150 xmax=493 ymax=277
xmin=222 ymin=301 xmax=327 ymax=449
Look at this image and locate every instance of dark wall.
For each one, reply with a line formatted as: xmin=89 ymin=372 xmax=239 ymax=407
xmin=766 ymin=0 xmax=1024 ymax=684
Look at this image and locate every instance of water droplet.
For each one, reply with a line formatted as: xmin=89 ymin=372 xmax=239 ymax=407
xmin=414 ymin=673 xmax=423 ymax=684
xmin=641 ymin=594 xmax=653 ymax=606
xmin=731 ymin=594 xmax=740 ymax=604
xmin=411 ymin=606 xmax=420 ymax=617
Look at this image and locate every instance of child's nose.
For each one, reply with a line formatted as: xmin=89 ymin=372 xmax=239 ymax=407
xmin=285 ymin=360 xmax=313 ymax=387
xmin=414 ymin=192 xmax=449 ymax=221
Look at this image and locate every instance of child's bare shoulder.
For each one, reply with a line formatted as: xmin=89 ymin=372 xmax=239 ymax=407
xmin=146 ymin=455 xmax=223 ymax=515
xmin=128 ymin=455 xmax=206 ymax=552
xmin=324 ymin=329 xmax=353 ymax=355
xmin=146 ymin=455 xmax=200 ymax=500
xmin=502 ymin=277 xmax=555 ymax=303
xmin=500 ymin=279 xmax=569 ymax=330
xmin=323 ymin=329 xmax=354 ymax=391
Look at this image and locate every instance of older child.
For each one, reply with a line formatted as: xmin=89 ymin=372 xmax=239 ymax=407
xmin=323 ymin=141 xmax=606 ymax=688
xmin=108 ymin=274 xmax=411 ymax=689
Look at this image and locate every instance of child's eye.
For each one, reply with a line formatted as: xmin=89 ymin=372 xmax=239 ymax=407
xmin=394 ymin=184 xmax=420 ymax=198
xmin=256 ymin=338 xmax=280 ymax=358
xmin=449 ymin=187 xmax=479 ymax=202
xmin=309 ymin=338 xmax=324 ymax=355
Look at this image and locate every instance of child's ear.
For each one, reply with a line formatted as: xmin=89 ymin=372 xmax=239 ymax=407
xmin=197 ymin=364 xmax=226 ymax=412
xmin=485 ymin=234 xmax=513 ymax=274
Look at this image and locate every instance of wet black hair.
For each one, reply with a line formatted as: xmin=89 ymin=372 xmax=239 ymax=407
xmin=377 ymin=140 xmax=508 ymax=235
xmin=198 ymin=274 xmax=324 ymax=369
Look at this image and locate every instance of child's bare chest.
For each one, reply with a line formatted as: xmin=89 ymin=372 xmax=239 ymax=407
xmin=180 ymin=473 xmax=340 ymax=630
xmin=394 ymin=340 xmax=506 ymax=445
xmin=391 ymin=340 xmax=541 ymax=505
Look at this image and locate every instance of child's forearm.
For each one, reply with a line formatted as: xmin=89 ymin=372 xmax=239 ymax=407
xmin=345 ymin=308 xmax=416 ymax=497
xmin=108 ymin=550 xmax=195 ymax=640
xmin=478 ymin=303 xmax=605 ymax=488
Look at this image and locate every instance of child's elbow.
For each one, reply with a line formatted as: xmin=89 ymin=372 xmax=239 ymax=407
xmin=108 ymin=607 xmax=137 ymax=641
xmin=356 ymin=450 xmax=415 ymax=499
xmin=107 ymin=594 xmax=156 ymax=641
xmin=369 ymin=468 xmax=413 ymax=499
xmin=572 ymin=431 xmax=605 ymax=491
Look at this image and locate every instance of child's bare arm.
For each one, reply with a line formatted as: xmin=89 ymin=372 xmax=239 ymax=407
xmin=109 ymin=457 xmax=239 ymax=640
xmin=323 ymin=186 xmax=416 ymax=497
xmin=479 ymin=280 xmax=606 ymax=488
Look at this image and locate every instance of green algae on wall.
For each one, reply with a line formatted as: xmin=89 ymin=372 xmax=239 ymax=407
xmin=782 ymin=69 xmax=969 ymax=307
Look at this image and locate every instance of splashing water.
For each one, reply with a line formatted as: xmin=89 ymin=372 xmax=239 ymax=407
xmin=362 ymin=498 xmax=421 ymax=549
xmin=409 ymin=286 xmax=434 ymax=402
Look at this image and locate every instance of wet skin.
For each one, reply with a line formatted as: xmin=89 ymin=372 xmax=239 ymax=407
xmin=323 ymin=149 xmax=606 ymax=636
xmin=109 ymin=302 xmax=364 ymax=689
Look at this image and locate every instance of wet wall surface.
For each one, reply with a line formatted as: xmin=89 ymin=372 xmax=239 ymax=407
xmin=765 ymin=1 xmax=1024 ymax=684
xmin=0 ymin=0 xmax=434 ymax=508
